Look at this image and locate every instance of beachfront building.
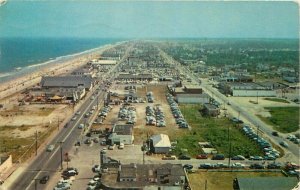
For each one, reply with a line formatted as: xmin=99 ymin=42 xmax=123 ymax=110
xmin=37 ymin=75 xmax=94 ymax=102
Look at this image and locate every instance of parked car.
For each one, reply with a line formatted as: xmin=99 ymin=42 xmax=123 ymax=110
xmin=92 ymin=165 xmax=101 ymax=173
xmin=212 ymin=154 xmax=225 ymax=160
xmin=71 ymin=116 xmax=77 ymax=121
xmin=108 ymin=144 xmax=115 ymax=150
xmin=183 ymin=164 xmax=193 ymax=170
xmin=178 ymin=155 xmax=191 ymax=160
xmin=267 ymin=163 xmax=282 ymax=169
xmin=231 ymin=163 xmax=245 ymax=169
xmin=162 ymin=155 xmax=176 ymax=160
xmin=118 ymin=143 xmax=124 ymax=149
xmin=272 ymin=131 xmax=279 ymax=136
xmin=196 ymin=154 xmax=208 ymax=159
xmin=231 ymin=155 xmax=245 ymax=160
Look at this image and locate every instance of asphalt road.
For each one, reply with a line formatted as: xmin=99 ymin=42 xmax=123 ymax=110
xmin=9 ymin=44 xmax=133 ymax=190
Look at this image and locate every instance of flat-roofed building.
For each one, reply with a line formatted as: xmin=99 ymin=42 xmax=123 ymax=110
xmin=176 ymin=93 xmax=210 ymax=104
xmin=108 ymin=124 xmax=134 ymax=145
xmin=203 ymin=103 xmax=220 ymax=117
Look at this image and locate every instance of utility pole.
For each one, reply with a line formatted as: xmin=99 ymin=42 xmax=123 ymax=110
xmin=57 ymin=117 xmax=60 ymax=131
xmin=58 ymin=141 xmax=64 ymax=170
xmin=35 ymin=130 xmax=38 ymax=156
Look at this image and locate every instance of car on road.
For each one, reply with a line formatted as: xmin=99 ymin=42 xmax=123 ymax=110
xmin=84 ymin=138 xmax=92 ymax=145
xmin=250 ymin=163 xmax=264 ymax=169
xmin=39 ymin=175 xmax=50 ymax=184
xmin=267 ymin=163 xmax=282 ymax=169
xmin=279 ymin=141 xmax=289 ymax=148
xmin=272 ymin=131 xmax=279 ymax=136
xmin=231 ymin=155 xmax=245 ymax=160
xmin=46 ymin=144 xmax=55 ymax=152
xmin=75 ymin=111 xmax=81 ymax=115
xmin=196 ymin=154 xmax=208 ymax=159
xmin=78 ymin=124 xmax=84 ymax=129
xmin=71 ymin=116 xmax=77 ymax=121
xmin=231 ymin=163 xmax=246 ymax=169
xmin=199 ymin=163 xmax=214 ymax=169
xmin=183 ymin=164 xmax=193 ymax=170
xmin=249 ymin=156 xmax=263 ymax=161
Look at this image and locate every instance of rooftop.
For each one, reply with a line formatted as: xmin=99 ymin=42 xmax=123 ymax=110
xmin=112 ymin=124 xmax=133 ymax=135
xmin=150 ymin=134 xmax=171 ymax=148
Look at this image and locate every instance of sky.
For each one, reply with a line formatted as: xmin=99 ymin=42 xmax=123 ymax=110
xmin=0 ymin=1 xmax=298 ymax=38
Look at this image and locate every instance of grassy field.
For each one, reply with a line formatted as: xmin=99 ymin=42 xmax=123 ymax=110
xmin=264 ymin=98 xmax=290 ymax=103
xmin=188 ymin=171 xmax=284 ymax=190
xmin=258 ymin=107 xmax=299 ymax=133
xmin=171 ymin=104 xmax=263 ymax=157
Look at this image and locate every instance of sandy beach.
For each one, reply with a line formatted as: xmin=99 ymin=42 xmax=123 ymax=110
xmin=0 ymin=43 xmax=117 ymax=100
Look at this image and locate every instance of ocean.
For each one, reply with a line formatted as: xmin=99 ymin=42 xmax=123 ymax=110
xmin=0 ymin=37 xmax=120 ymax=82
xmin=0 ymin=1 xmax=125 ymax=83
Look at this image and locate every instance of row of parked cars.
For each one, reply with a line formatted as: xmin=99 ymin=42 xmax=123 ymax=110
xmin=53 ymin=168 xmax=78 ymax=190
xmin=242 ymin=125 xmax=279 ymax=160
xmin=145 ymin=105 xmax=166 ymax=127
xmin=198 ymin=162 xmax=282 ymax=170
xmin=287 ymin=134 xmax=300 ymax=144
xmin=166 ymin=93 xmax=189 ymax=128
xmin=118 ymin=105 xmax=137 ymax=124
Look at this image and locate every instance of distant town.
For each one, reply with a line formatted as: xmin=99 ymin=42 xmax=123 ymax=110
xmin=0 ymin=39 xmax=299 ymax=190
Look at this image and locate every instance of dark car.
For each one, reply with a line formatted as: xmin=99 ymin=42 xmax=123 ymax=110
xmin=250 ymin=164 xmax=264 ymax=169
xmin=212 ymin=154 xmax=225 ymax=160
xmin=178 ymin=155 xmax=191 ymax=160
xmin=39 ymin=175 xmax=49 ymax=184
xmin=196 ymin=154 xmax=208 ymax=159
xmin=183 ymin=164 xmax=193 ymax=170
xmin=267 ymin=163 xmax=282 ymax=169
xmin=272 ymin=131 xmax=279 ymax=136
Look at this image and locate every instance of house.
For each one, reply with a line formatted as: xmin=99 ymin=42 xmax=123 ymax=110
xmin=102 ymin=163 xmax=187 ymax=190
xmin=108 ymin=124 xmax=134 ymax=145
xmin=176 ymin=93 xmax=210 ymax=104
xmin=150 ymin=134 xmax=171 ymax=154
xmin=233 ymin=177 xmax=299 ymax=190
xmin=203 ymin=103 xmax=220 ymax=117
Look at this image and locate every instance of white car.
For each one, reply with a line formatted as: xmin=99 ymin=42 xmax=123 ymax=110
xmin=78 ymin=124 xmax=84 ymax=129
xmin=71 ymin=116 xmax=77 ymax=121
xmin=118 ymin=143 xmax=124 ymax=149
xmin=46 ymin=144 xmax=55 ymax=152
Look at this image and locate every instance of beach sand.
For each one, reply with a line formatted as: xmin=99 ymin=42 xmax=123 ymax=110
xmin=0 ymin=43 xmax=115 ymax=100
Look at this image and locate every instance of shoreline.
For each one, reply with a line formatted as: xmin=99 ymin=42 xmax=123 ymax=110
xmin=0 ymin=41 xmax=123 ymax=100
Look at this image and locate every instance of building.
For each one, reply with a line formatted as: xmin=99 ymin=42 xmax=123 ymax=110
xmin=117 ymin=73 xmax=153 ymax=81
xmin=176 ymin=93 xmax=210 ymax=104
xmin=233 ymin=177 xmax=299 ymax=190
xmin=108 ymin=124 xmax=134 ymax=145
xmin=41 ymin=75 xmax=93 ymax=91
xmin=101 ymin=163 xmax=187 ymax=190
xmin=183 ymin=85 xmax=203 ymax=94
xmin=219 ymin=82 xmax=276 ymax=97
xmin=203 ymin=103 xmax=220 ymax=117
xmin=150 ymin=134 xmax=171 ymax=154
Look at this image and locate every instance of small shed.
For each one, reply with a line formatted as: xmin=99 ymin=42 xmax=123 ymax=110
xmin=150 ymin=134 xmax=171 ymax=154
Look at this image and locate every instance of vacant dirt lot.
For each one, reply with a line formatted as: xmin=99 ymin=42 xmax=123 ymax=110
xmin=0 ymin=91 xmax=73 ymax=162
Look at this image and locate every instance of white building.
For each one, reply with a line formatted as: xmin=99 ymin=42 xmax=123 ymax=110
xmin=150 ymin=134 xmax=171 ymax=154
xmin=108 ymin=124 xmax=134 ymax=145
xmin=176 ymin=93 xmax=210 ymax=104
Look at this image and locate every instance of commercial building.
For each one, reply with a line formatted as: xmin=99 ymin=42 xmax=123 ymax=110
xmin=203 ymin=103 xmax=220 ymax=117
xmin=101 ymin=163 xmax=187 ymax=190
xmin=41 ymin=75 xmax=93 ymax=91
xmin=219 ymin=82 xmax=276 ymax=97
xmin=150 ymin=134 xmax=171 ymax=154
xmin=108 ymin=124 xmax=134 ymax=145
xmin=176 ymin=93 xmax=210 ymax=104
xmin=116 ymin=73 xmax=153 ymax=81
